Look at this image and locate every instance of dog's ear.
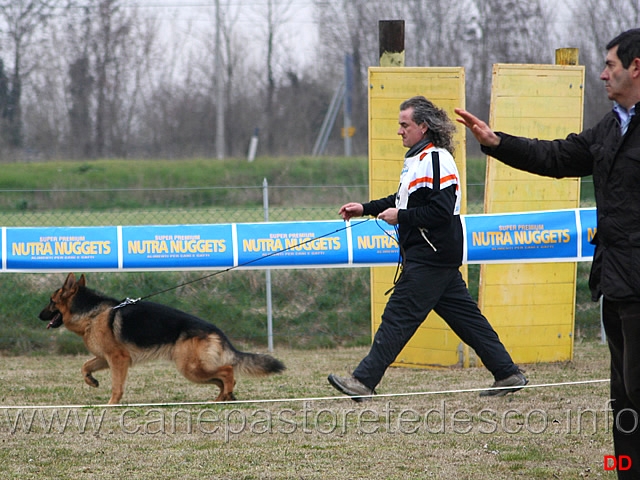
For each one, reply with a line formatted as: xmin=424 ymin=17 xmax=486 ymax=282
xmin=78 ymin=274 xmax=86 ymax=287
xmin=62 ymin=272 xmax=78 ymax=291
xmin=63 ymin=272 xmax=76 ymax=290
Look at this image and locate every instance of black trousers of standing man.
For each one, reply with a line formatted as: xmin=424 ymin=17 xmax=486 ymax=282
xmin=352 ymin=261 xmax=519 ymax=390
xmin=602 ymin=298 xmax=640 ymax=480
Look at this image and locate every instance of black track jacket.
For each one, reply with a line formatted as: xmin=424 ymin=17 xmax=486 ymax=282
xmin=362 ymin=138 xmax=463 ymax=268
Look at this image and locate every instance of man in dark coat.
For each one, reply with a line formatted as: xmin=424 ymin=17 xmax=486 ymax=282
xmin=456 ymin=28 xmax=640 ymax=480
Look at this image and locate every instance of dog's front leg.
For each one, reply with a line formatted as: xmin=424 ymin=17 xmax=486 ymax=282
xmin=107 ymin=350 xmax=131 ymax=405
xmin=82 ymin=356 xmax=108 ymax=388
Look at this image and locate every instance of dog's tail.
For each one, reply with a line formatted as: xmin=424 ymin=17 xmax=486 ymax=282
xmin=233 ymin=351 xmax=286 ymax=377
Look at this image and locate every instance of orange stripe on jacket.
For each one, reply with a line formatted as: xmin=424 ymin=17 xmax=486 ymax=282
xmin=408 ymin=173 xmax=459 ymax=191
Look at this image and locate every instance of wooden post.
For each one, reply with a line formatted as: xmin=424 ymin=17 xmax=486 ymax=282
xmin=379 ymin=20 xmax=405 ymax=67
xmin=555 ymin=48 xmax=579 ymax=65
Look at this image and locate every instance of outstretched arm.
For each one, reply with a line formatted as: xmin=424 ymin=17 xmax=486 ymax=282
xmin=454 ymin=108 xmax=501 ymax=148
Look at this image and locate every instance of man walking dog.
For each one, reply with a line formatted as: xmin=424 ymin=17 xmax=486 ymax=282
xmin=328 ymin=96 xmax=527 ymax=402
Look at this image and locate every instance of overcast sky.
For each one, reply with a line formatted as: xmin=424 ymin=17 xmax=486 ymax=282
xmin=132 ymin=0 xmax=319 ymax=67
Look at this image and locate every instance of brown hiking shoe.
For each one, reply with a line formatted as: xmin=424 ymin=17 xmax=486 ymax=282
xmin=328 ymin=374 xmax=374 ymax=402
xmin=480 ymin=371 xmax=528 ymax=397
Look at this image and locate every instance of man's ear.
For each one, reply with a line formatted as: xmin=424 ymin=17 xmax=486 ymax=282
xmin=630 ymin=57 xmax=640 ymax=78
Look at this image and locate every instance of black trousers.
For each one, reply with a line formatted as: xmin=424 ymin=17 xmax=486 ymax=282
xmin=353 ymin=261 xmax=519 ymax=390
xmin=602 ymin=298 xmax=640 ymax=480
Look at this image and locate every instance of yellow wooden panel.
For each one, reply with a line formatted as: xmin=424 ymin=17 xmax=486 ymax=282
xmin=370 ymin=139 xmax=408 ymax=161
xmin=493 ymin=63 xmax=583 ymax=74
xmin=487 ymin=167 xmax=575 ymax=181
xmin=372 ymin=266 xmax=396 ymax=283
xmin=371 ymin=98 xmax=442 ymax=121
xmin=508 ymin=346 xmax=572 ymax=364
xmin=492 ymin=96 xmax=583 ymax=119
xmin=372 ymin=312 xmax=453 ymax=333
xmin=492 ymin=118 xmax=583 ymax=139
xmin=493 ymin=68 xmax=584 ymax=97
xmin=472 ymin=323 xmax=575 ymax=366
xmin=481 ymin=282 xmax=576 ymax=306
xmin=487 ymin=200 xmax=581 ymax=213
xmin=401 ymin=328 xmax=461 ymax=350
xmin=487 ymin=179 xmax=580 ymax=202
xmin=393 ymin=345 xmax=461 ymax=369
xmin=481 ymin=262 xmax=576 ymax=284
xmin=370 ymin=159 xmax=403 ymax=181
xmin=370 ymin=179 xmax=400 ymax=195
xmin=493 ymin=325 xmax=574 ymax=347
xmin=370 ymin=118 xmax=402 ymax=138
xmin=483 ymin=304 xmax=575 ymax=326
xmin=369 ymin=67 xmax=465 ymax=100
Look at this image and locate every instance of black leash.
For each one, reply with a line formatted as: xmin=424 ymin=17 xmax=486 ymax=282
xmin=113 ymin=218 xmax=376 ymax=309
xmin=374 ymin=220 xmax=404 ymax=296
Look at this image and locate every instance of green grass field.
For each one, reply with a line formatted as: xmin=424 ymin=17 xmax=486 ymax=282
xmin=0 ymin=341 xmax=615 ymax=479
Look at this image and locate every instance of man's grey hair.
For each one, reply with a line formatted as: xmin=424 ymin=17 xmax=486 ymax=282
xmin=400 ymin=96 xmax=456 ymax=154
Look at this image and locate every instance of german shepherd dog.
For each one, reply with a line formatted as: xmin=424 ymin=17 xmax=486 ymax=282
xmin=39 ymin=273 xmax=285 ymax=404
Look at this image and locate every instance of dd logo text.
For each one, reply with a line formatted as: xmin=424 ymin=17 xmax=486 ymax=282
xmin=604 ymin=455 xmax=632 ymax=471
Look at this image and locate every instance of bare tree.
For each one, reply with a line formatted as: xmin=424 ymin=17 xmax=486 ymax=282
xmin=402 ymin=0 xmax=474 ymax=68
xmin=0 ymin=0 xmax=56 ymax=148
xmin=461 ymin=0 xmax=553 ymax=153
xmin=314 ymin=0 xmax=403 ymax=155
xmin=62 ymin=0 xmax=157 ymax=157
xmin=564 ymin=0 xmax=640 ymax=127
xmin=248 ymin=0 xmax=294 ymax=155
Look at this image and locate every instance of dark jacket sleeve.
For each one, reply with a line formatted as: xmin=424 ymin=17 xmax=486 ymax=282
xmin=481 ymin=130 xmax=595 ymax=178
xmin=362 ymin=194 xmax=396 ymax=217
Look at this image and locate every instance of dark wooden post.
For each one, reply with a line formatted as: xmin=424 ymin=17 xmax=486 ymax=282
xmin=379 ymin=20 xmax=405 ymax=67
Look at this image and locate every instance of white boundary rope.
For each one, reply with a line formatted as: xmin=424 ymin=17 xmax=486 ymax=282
xmin=0 ymin=378 xmax=609 ymax=410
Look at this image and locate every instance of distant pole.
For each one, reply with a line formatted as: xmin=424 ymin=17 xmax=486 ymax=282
xmin=215 ymin=0 xmax=225 ymax=159
xmin=248 ymin=128 xmax=259 ymax=162
xmin=379 ymin=20 xmax=405 ymax=67
xmin=343 ymin=54 xmax=353 ymax=157
xmin=263 ymin=178 xmax=273 ymax=352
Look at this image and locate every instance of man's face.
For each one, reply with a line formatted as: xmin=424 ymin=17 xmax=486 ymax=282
xmin=398 ymin=107 xmax=426 ymax=148
xmin=601 ymin=45 xmax=636 ymax=108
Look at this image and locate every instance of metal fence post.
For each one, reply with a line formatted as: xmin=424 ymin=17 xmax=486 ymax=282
xmin=263 ymin=178 xmax=274 ymax=352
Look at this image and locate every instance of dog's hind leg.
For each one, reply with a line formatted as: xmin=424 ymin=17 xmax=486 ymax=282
xmin=82 ymin=356 xmax=108 ymax=388
xmin=177 ymin=359 xmax=237 ymax=401
xmin=209 ymin=366 xmax=236 ymax=402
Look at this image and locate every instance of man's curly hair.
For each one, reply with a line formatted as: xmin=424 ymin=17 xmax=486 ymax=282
xmin=400 ymin=96 xmax=457 ymax=154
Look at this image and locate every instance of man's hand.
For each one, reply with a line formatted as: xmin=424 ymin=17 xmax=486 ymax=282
xmin=377 ymin=208 xmax=399 ymax=225
xmin=338 ymin=202 xmax=364 ymax=221
xmin=454 ymin=108 xmax=501 ymax=148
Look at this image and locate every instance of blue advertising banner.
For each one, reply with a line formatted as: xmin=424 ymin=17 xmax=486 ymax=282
xmin=578 ymin=208 xmax=597 ymax=259
xmin=0 ymin=208 xmax=598 ymax=272
xmin=5 ymin=226 xmax=118 ymax=270
xmin=235 ymin=221 xmax=349 ymax=267
xmin=122 ymin=224 xmax=234 ymax=269
xmin=349 ymin=219 xmax=399 ymax=265
xmin=463 ymin=210 xmax=579 ymax=263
